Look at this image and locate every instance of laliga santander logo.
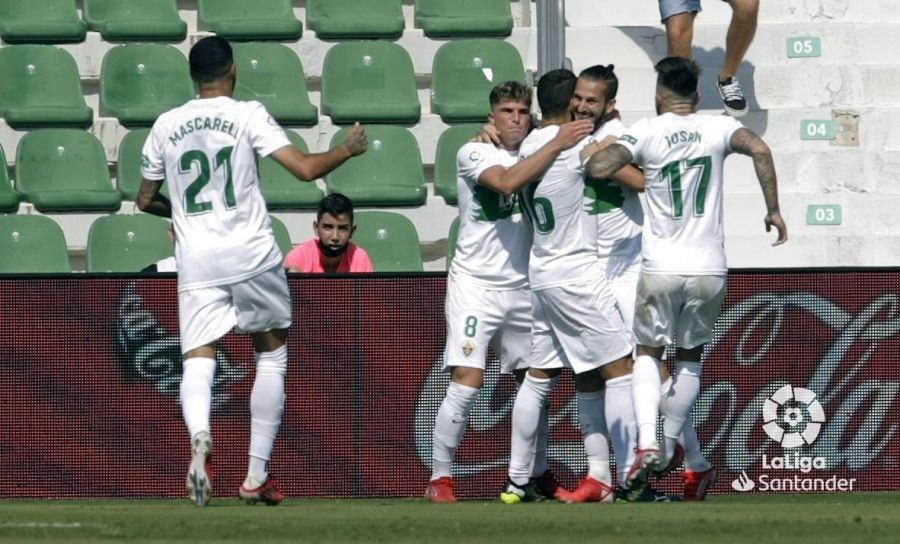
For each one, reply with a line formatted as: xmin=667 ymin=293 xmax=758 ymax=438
xmin=761 ymin=385 xmax=825 ymax=448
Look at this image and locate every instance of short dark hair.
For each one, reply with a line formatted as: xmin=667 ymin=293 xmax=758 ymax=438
xmin=536 ymin=69 xmax=576 ymax=118
xmin=189 ymin=36 xmax=233 ymax=84
xmin=318 ymin=193 xmax=355 ymax=223
xmin=489 ymin=81 xmax=532 ymax=109
xmin=578 ymin=64 xmax=618 ymax=101
xmin=655 ymin=56 xmax=701 ymax=97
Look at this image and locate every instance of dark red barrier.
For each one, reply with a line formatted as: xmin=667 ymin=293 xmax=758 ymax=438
xmin=0 ymin=272 xmax=896 ymax=499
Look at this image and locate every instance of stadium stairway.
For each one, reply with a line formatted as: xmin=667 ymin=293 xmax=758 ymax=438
xmin=1 ymin=0 xmax=898 ymax=269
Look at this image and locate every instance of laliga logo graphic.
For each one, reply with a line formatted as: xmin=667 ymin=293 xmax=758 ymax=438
xmin=761 ymin=385 xmax=825 ymax=448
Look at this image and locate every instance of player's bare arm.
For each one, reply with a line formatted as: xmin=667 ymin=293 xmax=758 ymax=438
xmin=270 ymin=122 xmax=368 ymax=181
xmin=583 ymin=143 xmax=634 ymax=180
xmin=730 ymin=127 xmax=788 ymax=246
xmin=477 ymin=119 xmax=594 ymax=196
xmin=136 ymin=179 xmax=172 ymax=218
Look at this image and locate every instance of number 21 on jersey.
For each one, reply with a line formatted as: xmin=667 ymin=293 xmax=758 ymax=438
xmin=179 ymin=147 xmax=235 ymax=215
xmin=659 ymin=155 xmax=711 ymax=219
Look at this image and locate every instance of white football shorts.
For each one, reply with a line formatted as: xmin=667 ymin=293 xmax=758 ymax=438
xmin=633 ymin=272 xmax=726 ymax=349
xmin=178 ymin=263 xmax=292 ymax=354
xmin=530 ymin=279 xmax=633 ymax=375
xmin=442 ymin=276 xmax=532 ymax=374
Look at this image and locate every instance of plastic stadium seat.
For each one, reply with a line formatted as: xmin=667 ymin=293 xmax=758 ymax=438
xmin=87 ymin=214 xmax=173 ymax=272
xmin=307 ymin=0 xmax=404 ymax=40
xmin=15 ymin=129 xmax=121 ymax=212
xmin=269 ymin=215 xmax=293 ymax=258
xmin=0 ymin=215 xmax=70 ymax=273
xmin=446 ymin=216 xmax=460 ymax=269
xmin=414 ymin=0 xmax=513 ymax=37
xmin=83 ymin=0 xmax=187 ymax=41
xmin=325 ymin=125 xmax=426 ymax=206
xmin=198 ymin=0 xmax=302 ymax=40
xmin=232 ymin=42 xmax=317 ymax=126
xmin=0 ymin=45 xmax=93 ymax=128
xmin=100 ymin=44 xmax=193 ymax=127
xmin=117 ymin=128 xmax=170 ymax=202
xmin=352 ymin=211 xmax=423 ymax=272
xmin=321 ymin=41 xmax=420 ymax=124
xmin=260 ymin=131 xmax=324 ymax=210
xmin=0 ymin=0 xmax=86 ymax=44
xmin=433 ymin=123 xmax=481 ymax=205
xmin=431 ymin=40 xmax=527 ymax=123
xmin=0 ymin=145 xmax=20 ymax=213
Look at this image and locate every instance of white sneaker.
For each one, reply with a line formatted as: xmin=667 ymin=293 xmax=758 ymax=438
xmin=716 ymin=76 xmax=749 ymax=117
xmin=186 ymin=431 xmax=213 ymax=507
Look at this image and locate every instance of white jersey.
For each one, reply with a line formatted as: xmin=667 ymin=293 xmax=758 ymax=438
xmin=449 ymin=142 xmax=530 ymax=290
xmin=519 ymin=126 xmax=602 ymax=290
xmin=585 ymin=118 xmax=643 ymax=279
xmin=617 ymin=112 xmax=742 ymax=275
xmin=142 ymin=96 xmax=291 ymax=291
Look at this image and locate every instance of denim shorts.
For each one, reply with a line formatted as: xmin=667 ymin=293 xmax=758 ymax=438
xmin=659 ymin=0 xmax=707 ymax=22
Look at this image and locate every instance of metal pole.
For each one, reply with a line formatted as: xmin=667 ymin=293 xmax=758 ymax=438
xmin=536 ymin=0 xmax=567 ymax=78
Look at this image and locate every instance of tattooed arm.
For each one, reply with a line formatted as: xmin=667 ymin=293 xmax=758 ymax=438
xmin=730 ymin=127 xmax=788 ymax=246
xmin=583 ymin=143 xmax=635 ymax=181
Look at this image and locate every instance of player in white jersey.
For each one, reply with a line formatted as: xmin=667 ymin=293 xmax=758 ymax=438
xmin=427 ymin=82 xmax=594 ymax=503
xmin=499 ymin=69 xmax=636 ymax=505
xmin=584 ymin=57 xmax=787 ymax=500
xmin=576 ymin=64 xmax=712 ymax=501
xmin=137 ymin=36 xmax=367 ymax=507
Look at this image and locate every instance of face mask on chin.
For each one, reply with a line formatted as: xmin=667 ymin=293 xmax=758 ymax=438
xmin=318 ymin=239 xmax=348 ymax=258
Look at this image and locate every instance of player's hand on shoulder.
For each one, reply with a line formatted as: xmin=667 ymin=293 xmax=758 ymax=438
xmin=343 ymin=122 xmax=368 ymax=156
xmin=554 ymin=119 xmax=594 ymax=150
xmin=765 ymin=210 xmax=788 ymax=246
xmin=472 ymin=123 xmax=501 ymax=145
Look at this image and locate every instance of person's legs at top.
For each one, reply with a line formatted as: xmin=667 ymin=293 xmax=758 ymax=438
xmin=715 ymin=0 xmax=758 ymax=116
xmin=659 ymin=0 xmax=700 ymax=58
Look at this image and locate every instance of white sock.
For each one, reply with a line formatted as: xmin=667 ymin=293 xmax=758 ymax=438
xmin=577 ymin=390 xmax=611 ymax=485
xmin=431 ymin=381 xmax=479 ymax=481
xmin=180 ymin=357 xmax=216 ymax=440
xmin=247 ymin=346 xmax=287 ymax=485
xmin=682 ymin=419 xmax=711 ymax=471
xmin=605 ymin=374 xmax=637 ymax=488
xmin=632 ymin=355 xmax=662 ymax=449
xmin=531 ymin=397 xmax=551 ymax=478
xmin=662 ymin=361 xmax=702 ymax=465
xmin=509 ymin=374 xmax=556 ymax=485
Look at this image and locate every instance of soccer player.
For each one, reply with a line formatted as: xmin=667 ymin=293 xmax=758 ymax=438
xmin=427 ymin=81 xmax=593 ymax=503
xmin=501 ymin=69 xmax=636 ymax=505
xmin=583 ymin=56 xmax=787 ymax=500
xmin=576 ymin=65 xmax=714 ymax=501
xmin=283 ymin=193 xmax=374 ymax=274
xmin=137 ymin=36 xmax=367 ymax=507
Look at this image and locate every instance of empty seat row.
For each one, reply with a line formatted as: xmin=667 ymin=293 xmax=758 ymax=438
xmin=0 ymin=0 xmax=513 ymax=43
xmin=0 ymin=211 xmax=424 ymax=273
xmin=0 ymin=41 xmax=525 ymax=128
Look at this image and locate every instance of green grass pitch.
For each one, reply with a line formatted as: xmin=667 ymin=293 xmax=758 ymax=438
xmin=1 ymin=494 xmax=898 ymax=544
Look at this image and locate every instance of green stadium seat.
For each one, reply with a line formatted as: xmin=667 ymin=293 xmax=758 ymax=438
xmin=198 ymin=0 xmax=302 ymax=40
xmin=83 ymin=0 xmax=187 ymax=41
xmin=321 ymin=41 xmax=420 ymax=124
xmin=87 ymin=214 xmax=173 ymax=272
xmin=232 ymin=42 xmax=317 ymax=126
xmin=446 ymin=216 xmax=460 ymax=269
xmin=0 ymin=215 xmax=70 ymax=273
xmin=260 ymin=131 xmax=324 ymax=210
xmin=0 ymin=45 xmax=93 ymax=128
xmin=414 ymin=0 xmax=512 ymax=37
xmin=15 ymin=129 xmax=121 ymax=212
xmin=269 ymin=215 xmax=293 ymax=258
xmin=431 ymin=40 xmax=526 ymax=123
xmin=0 ymin=0 xmax=86 ymax=44
xmin=325 ymin=125 xmax=426 ymax=206
xmin=0 ymin=145 xmax=20 ymax=213
xmin=117 ymin=128 xmax=170 ymax=202
xmin=307 ymin=0 xmax=404 ymax=40
xmin=352 ymin=211 xmax=423 ymax=272
xmin=433 ymin=123 xmax=481 ymax=205
xmin=100 ymin=44 xmax=193 ymax=127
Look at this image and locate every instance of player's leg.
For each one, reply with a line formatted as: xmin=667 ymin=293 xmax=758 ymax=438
xmin=716 ymin=0 xmax=757 ymax=115
xmin=232 ymin=264 xmax=292 ymax=505
xmin=178 ymin=285 xmax=238 ymax=507
xmin=606 ymin=275 xmax=639 ymax=492
xmin=659 ymin=0 xmax=700 ymax=57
